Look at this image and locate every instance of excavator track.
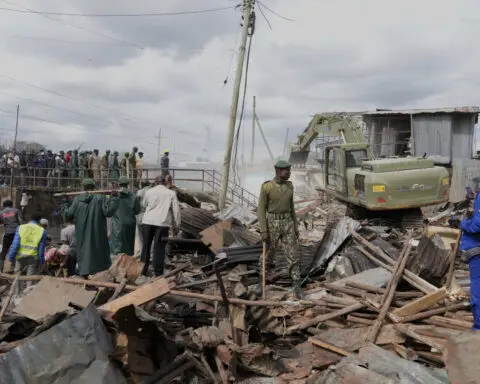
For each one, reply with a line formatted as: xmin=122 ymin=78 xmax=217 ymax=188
xmin=346 ymin=204 xmax=424 ymax=229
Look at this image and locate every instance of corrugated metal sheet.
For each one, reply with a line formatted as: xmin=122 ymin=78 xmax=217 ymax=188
xmin=412 ymin=115 xmax=452 ymax=164
xmin=452 ymin=115 xmax=475 ymax=160
xmin=364 ymin=106 xmax=480 ymax=115
xmin=451 ymin=159 xmax=480 ymax=202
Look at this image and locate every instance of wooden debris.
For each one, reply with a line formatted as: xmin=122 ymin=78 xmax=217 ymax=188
xmin=0 ymin=272 xmax=20 ymax=322
xmin=99 ymin=277 xmax=171 ymax=313
xmin=368 ymin=241 xmax=412 ymax=343
xmin=393 ymin=287 xmax=447 ymax=317
xmin=308 ymin=337 xmax=352 ymax=357
xmin=14 ymin=276 xmax=96 ymax=321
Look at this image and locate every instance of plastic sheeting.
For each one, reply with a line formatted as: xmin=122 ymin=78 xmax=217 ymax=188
xmin=215 ymin=204 xmax=257 ymax=226
xmin=0 ymin=305 xmax=126 ymax=384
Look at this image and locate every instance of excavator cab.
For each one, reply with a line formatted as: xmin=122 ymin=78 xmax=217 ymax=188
xmin=324 ymin=144 xmax=369 ymax=198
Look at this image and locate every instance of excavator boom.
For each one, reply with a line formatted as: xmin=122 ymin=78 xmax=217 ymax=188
xmin=288 ymin=114 xmax=368 ymax=165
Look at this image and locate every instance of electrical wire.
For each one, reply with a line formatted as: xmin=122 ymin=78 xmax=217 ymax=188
xmin=223 ymin=21 xmax=242 ymax=86
xmin=0 ymin=0 xmax=144 ymax=49
xmin=0 ymin=5 xmax=235 ymax=17
xmin=0 ymin=74 xmax=199 ymax=138
xmin=256 ymin=1 xmax=272 ymax=30
xmin=257 ymin=1 xmax=294 ymax=22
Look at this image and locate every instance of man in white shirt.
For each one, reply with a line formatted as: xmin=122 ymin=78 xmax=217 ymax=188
xmin=141 ymin=176 xmax=180 ymax=276
xmin=134 ymin=179 xmax=151 ymax=258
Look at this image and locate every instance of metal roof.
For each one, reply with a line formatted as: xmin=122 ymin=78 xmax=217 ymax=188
xmin=363 ymin=106 xmax=480 ymax=116
xmin=314 ymin=106 xmax=480 ymax=117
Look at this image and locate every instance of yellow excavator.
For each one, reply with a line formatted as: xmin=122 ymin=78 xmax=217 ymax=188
xmin=288 ymin=114 xmax=450 ymax=225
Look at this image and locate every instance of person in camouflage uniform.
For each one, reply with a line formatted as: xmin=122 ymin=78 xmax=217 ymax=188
xmin=257 ymin=160 xmax=301 ymax=296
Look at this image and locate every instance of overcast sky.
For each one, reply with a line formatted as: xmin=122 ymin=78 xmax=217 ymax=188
xmin=0 ymin=0 xmax=479 ymax=165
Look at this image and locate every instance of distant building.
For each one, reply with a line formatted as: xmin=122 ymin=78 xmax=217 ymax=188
xmin=361 ymin=107 xmax=480 ymax=202
xmin=312 ymin=107 xmax=480 ymax=202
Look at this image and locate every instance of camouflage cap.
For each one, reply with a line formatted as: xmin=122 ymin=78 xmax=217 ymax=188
xmin=274 ymin=159 xmax=291 ymax=169
xmin=118 ymin=176 xmax=130 ymax=186
xmin=82 ymin=178 xmax=95 ymax=187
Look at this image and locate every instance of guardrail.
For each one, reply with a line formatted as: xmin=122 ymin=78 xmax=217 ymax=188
xmin=1 ymin=167 xmax=258 ymax=208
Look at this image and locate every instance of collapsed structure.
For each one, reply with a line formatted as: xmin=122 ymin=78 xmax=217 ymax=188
xmin=0 ymin=179 xmax=474 ymax=383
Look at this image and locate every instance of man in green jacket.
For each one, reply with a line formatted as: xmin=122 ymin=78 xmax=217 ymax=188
xmin=110 ymin=176 xmax=141 ymax=256
xmin=257 ymin=160 xmax=300 ymax=296
xmin=62 ymin=178 xmax=119 ymax=278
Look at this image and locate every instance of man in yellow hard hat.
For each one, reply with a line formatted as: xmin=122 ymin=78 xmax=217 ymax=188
xmin=161 ymin=149 xmax=170 ymax=177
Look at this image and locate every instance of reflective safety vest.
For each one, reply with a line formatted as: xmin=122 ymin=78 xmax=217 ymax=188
xmin=16 ymin=223 xmax=44 ymax=260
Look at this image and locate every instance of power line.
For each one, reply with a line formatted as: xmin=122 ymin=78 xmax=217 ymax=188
xmin=0 ymin=5 xmax=235 ymax=17
xmin=0 ymin=107 xmax=159 ymax=147
xmin=0 ymin=74 xmax=198 ymax=138
xmin=257 ymin=1 xmax=294 ymax=22
xmin=0 ymin=0 xmax=144 ymax=49
xmin=5 ymin=35 xmax=236 ymax=52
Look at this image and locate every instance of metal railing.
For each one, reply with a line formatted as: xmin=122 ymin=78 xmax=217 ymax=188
xmin=0 ymin=167 xmax=258 ymax=208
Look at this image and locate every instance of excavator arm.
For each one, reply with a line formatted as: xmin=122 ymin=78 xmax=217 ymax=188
xmin=288 ymin=114 xmax=368 ymax=166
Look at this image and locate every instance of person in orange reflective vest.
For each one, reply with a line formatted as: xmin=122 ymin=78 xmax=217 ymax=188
xmin=8 ymin=213 xmax=46 ymax=291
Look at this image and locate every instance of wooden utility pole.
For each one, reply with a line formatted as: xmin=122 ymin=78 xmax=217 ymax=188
xmin=251 ymin=95 xmax=256 ymax=163
xmin=218 ymin=0 xmax=253 ymax=209
xmin=255 ymin=114 xmax=274 ymax=160
xmin=10 ymin=105 xmax=19 ymax=197
xmin=156 ymin=128 xmax=162 ymax=166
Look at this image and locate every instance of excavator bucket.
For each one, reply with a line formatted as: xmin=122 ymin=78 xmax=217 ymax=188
xmin=288 ymin=150 xmax=310 ymax=166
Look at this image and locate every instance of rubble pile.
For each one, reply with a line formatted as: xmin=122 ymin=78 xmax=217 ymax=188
xmin=0 ymin=195 xmax=475 ymax=383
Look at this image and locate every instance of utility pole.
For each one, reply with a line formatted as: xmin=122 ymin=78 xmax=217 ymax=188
xmin=156 ymin=128 xmax=162 ymax=166
xmin=282 ymin=127 xmax=289 ymax=156
xmin=251 ymin=95 xmax=256 ymax=163
xmin=218 ymin=0 xmax=253 ymax=209
xmin=10 ymin=105 xmax=19 ymax=197
xmin=155 ymin=128 xmax=167 ymax=166
xmin=255 ymin=114 xmax=274 ymax=160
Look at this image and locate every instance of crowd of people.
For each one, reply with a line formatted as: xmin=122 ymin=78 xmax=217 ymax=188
xmin=0 ymin=146 xmax=171 ymax=188
xmin=0 ymin=172 xmax=181 ymax=288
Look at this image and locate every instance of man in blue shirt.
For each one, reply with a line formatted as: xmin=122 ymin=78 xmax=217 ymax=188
xmin=459 ymin=190 xmax=480 ymax=330
xmin=8 ymin=213 xmax=46 ymax=292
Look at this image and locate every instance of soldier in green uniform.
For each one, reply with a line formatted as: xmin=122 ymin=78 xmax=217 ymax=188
xmin=257 ymin=160 xmax=301 ymax=296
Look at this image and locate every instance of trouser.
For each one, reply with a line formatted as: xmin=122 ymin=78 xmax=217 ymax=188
xmin=67 ymin=248 xmax=77 ymax=276
xmin=264 ymin=213 xmax=300 ymax=287
xmin=469 ymin=256 xmax=480 ymax=330
xmin=141 ymin=225 xmax=169 ymax=277
xmin=134 ymin=224 xmax=143 ymax=258
xmin=0 ymin=233 xmax=15 ymax=272
xmin=14 ymin=257 xmax=38 ymax=293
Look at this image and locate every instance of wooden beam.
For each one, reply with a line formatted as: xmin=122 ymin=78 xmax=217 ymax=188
xmin=99 ymin=277 xmax=171 ymax=313
xmin=308 ymin=337 xmax=352 ymax=357
xmin=398 ymin=302 xmax=469 ymax=323
xmin=351 ymin=231 xmax=437 ymax=293
xmin=287 ymin=302 xmax=364 ymax=333
xmin=367 ymin=241 xmax=412 ymax=343
xmin=393 ymin=288 xmax=447 ymax=317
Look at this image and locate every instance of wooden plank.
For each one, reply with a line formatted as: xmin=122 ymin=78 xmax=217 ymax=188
xmin=14 ymin=276 xmax=96 ymax=321
xmin=199 ymin=222 xmax=232 ymax=254
xmin=99 ymin=277 xmax=170 ymax=313
xmin=395 ymin=324 xmax=445 ymax=351
xmin=398 ymin=302 xmax=468 ymax=323
xmin=393 ymin=287 xmax=447 ymax=317
xmin=308 ymin=337 xmax=351 ymax=357
xmin=311 ymin=325 xmax=405 ymax=352
xmin=368 ymin=241 xmax=411 ymax=343
xmin=423 ymin=316 xmax=473 ymax=330
xmin=351 ymin=231 xmax=437 ymax=293
xmin=287 ymin=302 xmax=364 ymax=333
